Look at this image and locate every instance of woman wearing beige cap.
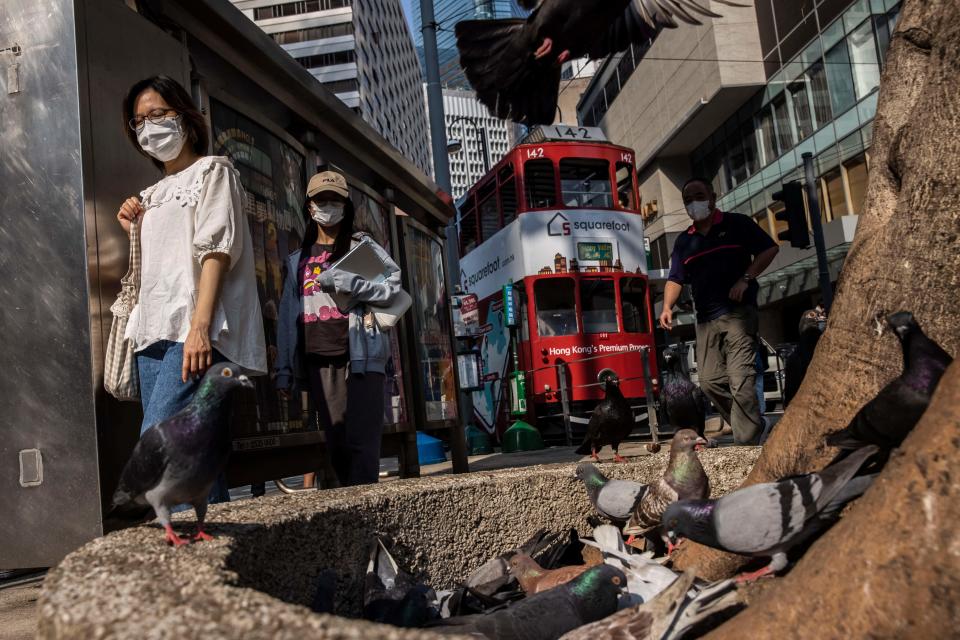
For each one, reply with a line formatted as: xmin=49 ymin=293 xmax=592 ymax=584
xmin=275 ymin=170 xmax=402 ymax=487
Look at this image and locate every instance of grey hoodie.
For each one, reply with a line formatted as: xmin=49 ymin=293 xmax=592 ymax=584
xmin=275 ymin=234 xmax=402 ymax=391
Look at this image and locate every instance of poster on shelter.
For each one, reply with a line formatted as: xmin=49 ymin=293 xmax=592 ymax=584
xmin=211 ymin=100 xmax=306 ymax=436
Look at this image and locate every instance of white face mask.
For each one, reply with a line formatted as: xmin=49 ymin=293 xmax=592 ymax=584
xmin=685 ymin=199 xmax=713 ymax=221
xmin=138 ymin=116 xmax=186 ymax=163
xmin=309 ymin=201 xmax=345 ymax=227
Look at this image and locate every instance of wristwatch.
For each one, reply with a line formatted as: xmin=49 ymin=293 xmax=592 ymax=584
xmin=741 ymin=273 xmax=755 ymax=282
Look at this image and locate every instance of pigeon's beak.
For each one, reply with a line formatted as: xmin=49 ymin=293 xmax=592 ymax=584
xmin=237 ymin=374 xmax=255 ymax=389
xmin=694 ymin=437 xmax=708 ymax=451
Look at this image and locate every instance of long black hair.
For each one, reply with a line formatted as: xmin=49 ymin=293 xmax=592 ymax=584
xmin=298 ymin=197 xmax=357 ymax=265
xmin=123 ymin=75 xmax=208 ymax=171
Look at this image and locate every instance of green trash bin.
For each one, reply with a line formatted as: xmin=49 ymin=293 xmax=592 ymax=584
xmin=501 ymin=420 xmax=544 ymax=453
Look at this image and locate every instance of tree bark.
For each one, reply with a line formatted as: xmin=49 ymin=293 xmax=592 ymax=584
xmin=704 ymin=361 xmax=960 ymax=638
xmin=674 ymin=0 xmax=960 ymax=580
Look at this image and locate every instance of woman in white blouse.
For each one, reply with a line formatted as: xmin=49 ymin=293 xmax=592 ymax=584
xmin=116 ymin=76 xmax=266 ymax=500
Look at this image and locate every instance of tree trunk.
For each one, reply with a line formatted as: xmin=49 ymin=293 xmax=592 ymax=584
xmin=674 ymin=0 xmax=960 ymax=580
xmin=704 ymin=361 xmax=960 ymax=639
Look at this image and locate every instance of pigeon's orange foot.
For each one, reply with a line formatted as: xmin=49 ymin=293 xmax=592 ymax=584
xmin=164 ymin=524 xmax=189 ymax=547
xmin=735 ymin=565 xmax=776 ymax=585
xmin=556 ymin=49 xmax=571 ymax=64
xmin=613 ymin=453 xmax=628 ymax=463
xmin=193 ymin=529 xmax=215 ymax=543
xmin=624 ymin=535 xmax=637 ymax=547
xmin=534 ymin=37 xmax=554 ymax=60
xmin=666 ymin=537 xmax=684 ymax=555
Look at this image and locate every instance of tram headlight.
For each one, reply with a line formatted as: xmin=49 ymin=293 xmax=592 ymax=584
xmin=597 ymin=368 xmax=618 ymax=385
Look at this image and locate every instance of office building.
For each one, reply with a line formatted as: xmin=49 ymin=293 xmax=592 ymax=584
xmin=577 ymin=0 xmax=902 ymax=342
xmin=232 ymin=0 xmax=432 ymax=176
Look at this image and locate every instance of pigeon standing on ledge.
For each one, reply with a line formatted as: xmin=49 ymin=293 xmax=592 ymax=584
xmin=662 ymin=444 xmax=880 ymax=583
xmin=623 ymin=429 xmax=709 ymax=546
xmin=575 ymin=462 xmax=648 ymax=525
xmin=827 ymin=311 xmax=952 ymax=454
xmin=455 ymin=0 xmax=746 ymax=124
xmin=660 ymin=346 xmax=707 ymax=436
xmin=576 ymin=375 xmax=635 ymax=463
xmin=110 ymin=363 xmax=253 ymax=546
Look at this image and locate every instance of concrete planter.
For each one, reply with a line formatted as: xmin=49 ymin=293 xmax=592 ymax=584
xmin=38 ymin=448 xmax=760 ymax=639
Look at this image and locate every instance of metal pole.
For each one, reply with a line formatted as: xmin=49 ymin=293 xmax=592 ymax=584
xmin=801 ymin=152 xmax=835 ymax=312
xmin=478 ymin=124 xmax=490 ymax=172
xmin=639 ymin=346 xmax=661 ymax=452
xmin=422 ymin=0 xmax=472 ymax=471
xmin=557 ymin=362 xmax=573 ymax=446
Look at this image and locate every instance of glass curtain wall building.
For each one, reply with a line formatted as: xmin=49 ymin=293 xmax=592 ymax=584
xmin=694 ymin=0 xmax=902 ymax=239
xmin=412 ymin=0 xmax=527 ymax=89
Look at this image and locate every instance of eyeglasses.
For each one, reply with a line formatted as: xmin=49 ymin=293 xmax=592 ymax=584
xmin=128 ymin=109 xmax=178 ymax=132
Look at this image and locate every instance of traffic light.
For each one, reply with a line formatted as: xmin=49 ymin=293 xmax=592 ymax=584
xmin=773 ymin=181 xmax=810 ymax=248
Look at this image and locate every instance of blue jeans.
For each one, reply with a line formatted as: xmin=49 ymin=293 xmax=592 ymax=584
xmin=137 ymin=340 xmax=231 ymax=504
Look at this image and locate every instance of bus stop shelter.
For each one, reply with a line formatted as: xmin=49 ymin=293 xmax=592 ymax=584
xmin=0 ymin=0 xmax=466 ymax=570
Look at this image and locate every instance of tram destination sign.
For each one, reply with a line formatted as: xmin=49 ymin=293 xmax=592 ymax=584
xmin=578 ymin=242 xmax=613 ymax=261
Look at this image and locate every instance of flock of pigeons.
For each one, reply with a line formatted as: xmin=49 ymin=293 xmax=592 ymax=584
xmin=106 ymin=311 xmax=952 ymax=638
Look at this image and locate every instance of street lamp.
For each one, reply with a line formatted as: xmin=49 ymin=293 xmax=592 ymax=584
xmin=445 ymin=115 xmax=491 ymax=173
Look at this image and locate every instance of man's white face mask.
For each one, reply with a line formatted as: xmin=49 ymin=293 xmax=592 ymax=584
xmin=685 ymin=199 xmax=713 ymax=221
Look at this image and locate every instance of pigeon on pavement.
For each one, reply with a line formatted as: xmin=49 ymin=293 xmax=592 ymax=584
xmin=455 ymin=0 xmax=746 ymax=124
xmin=576 ymin=375 xmax=635 ymax=463
xmin=623 ymin=429 xmax=709 ymax=544
xmin=660 ymin=346 xmax=708 ymax=436
xmin=575 ymin=462 xmax=648 ymax=525
xmin=662 ymin=444 xmax=880 ymax=582
xmin=110 ymin=363 xmax=253 ymax=546
xmin=827 ymin=311 xmax=952 ymax=453
xmin=428 ymin=564 xmax=626 ymax=639
xmin=580 ymin=525 xmax=679 ymax=607
xmin=509 ymin=552 xmax=590 ymax=594
xmin=363 ymin=537 xmax=438 ymax=628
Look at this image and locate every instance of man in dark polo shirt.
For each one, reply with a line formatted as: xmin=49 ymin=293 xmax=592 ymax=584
xmin=659 ymin=178 xmax=779 ymax=444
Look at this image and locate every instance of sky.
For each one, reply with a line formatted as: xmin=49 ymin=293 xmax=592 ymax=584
xmin=400 ymin=0 xmax=416 ymax=36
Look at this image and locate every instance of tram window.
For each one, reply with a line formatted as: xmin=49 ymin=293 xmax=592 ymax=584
xmin=534 ymin=278 xmax=577 ymax=337
xmin=620 ymin=278 xmax=649 ymax=333
xmin=616 ymin=162 xmax=636 ymax=209
xmin=500 ymin=166 xmax=518 ymax=224
xmin=459 ymin=203 xmax=478 ymax=254
xmin=524 ymin=159 xmax=557 ymax=209
xmin=581 ymin=278 xmax=618 ymax=334
xmin=478 ymin=180 xmax=499 ymax=241
xmin=560 ymin=158 xmax=612 ymax=209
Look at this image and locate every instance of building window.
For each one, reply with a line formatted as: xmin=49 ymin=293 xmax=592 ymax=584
xmin=620 ymin=278 xmax=649 ymax=333
xmin=581 ymin=278 xmax=618 ymax=334
xmin=524 ymin=159 xmax=557 ymax=209
xmin=847 ymin=20 xmax=881 ymax=100
xmin=559 ymin=158 xmax=612 ymax=208
xmin=322 ymin=78 xmax=359 ymax=93
xmin=807 ymin=61 xmax=833 ymax=127
xmin=535 ymin=278 xmax=578 ymax=337
xmin=254 ymin=0 xmax=353 ymax=20
xmin=824 ymin=41 xmax=856 ymax=116
xmin=270 ymin=22 xmax=354 ymax=44
xmin=822 ymin=167 xmax=849 ymax=219
xmin=843 ymin=154 xmax=869 ymax=215
xmin=294 ymin=49 xmax=356 ymax=69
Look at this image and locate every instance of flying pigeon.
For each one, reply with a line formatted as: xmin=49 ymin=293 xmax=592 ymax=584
xmin=826 ymin=311 xmax=952 ymax=453
xmin=110 ymin=363 xmax=253 ymax=546
xmin=575 ymin=462 xmax=648 ymax=525
xmin=783 ymin=308 xmax=827 ymax=408
xmin=455 ymin=0 xmax=747 ymax=124
xmin=363 ymin=537 xmax=439 ymax=628
xmin=623 ymin=429 xmax=709 ymax=545
xmin=660 ymin=346 xmax=707 ymax=436
xmin=580 ymin=524 xmax=679 ymax=607
xmin=428 ymin=564 xmax=626 ymax=639
xmin=662 ymin=444 xmax=880 ymax=582
xmin=576 ymin=375 xmax=635 ymax=463
xmin=509 ymin=552 xmax=590 ymax=594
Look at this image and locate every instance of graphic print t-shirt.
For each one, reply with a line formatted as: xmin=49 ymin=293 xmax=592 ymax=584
xmin=301 ymin=243 xmax=349 ymax=356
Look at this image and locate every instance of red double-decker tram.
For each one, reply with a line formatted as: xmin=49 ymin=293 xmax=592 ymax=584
xmin=456 ymin=125 xmax=659 ymax=444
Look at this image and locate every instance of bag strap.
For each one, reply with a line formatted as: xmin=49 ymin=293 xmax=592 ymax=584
xmin=124 ymin=219 xmax=142 ymax=294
